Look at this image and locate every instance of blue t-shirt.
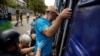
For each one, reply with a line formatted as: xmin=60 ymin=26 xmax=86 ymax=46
xmin=35 ymin=17 xmax=53 ymax=56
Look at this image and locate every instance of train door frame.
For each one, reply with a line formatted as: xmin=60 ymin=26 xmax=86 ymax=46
xmin=54 ymin=0 xmax=79 ymax=56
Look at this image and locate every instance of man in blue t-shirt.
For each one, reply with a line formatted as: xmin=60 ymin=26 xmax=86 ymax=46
xmin=35 ymin=6 xmax=72 ymax=56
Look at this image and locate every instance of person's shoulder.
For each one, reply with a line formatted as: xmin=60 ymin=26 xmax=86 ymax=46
xmin=36 ymin=17 xmax=45 ymax=23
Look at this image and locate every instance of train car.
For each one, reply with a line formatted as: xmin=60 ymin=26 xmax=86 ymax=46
xmin=54 ymin=0 xmax=100 ymax=56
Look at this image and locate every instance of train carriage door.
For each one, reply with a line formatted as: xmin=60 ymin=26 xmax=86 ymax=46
xmin=63 ymin=0 xmax=100 ymax=56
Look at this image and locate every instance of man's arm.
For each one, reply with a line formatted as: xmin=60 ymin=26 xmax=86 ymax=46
xmin=20 ymin=47 xmax=34 ymax=54
xmin=43 ymin=8 xmax=72 ymax=37
xmin=19 ymin=46 xmax=34 ymax=54
xmin=43 ymin=16 xmax=62 ymax=37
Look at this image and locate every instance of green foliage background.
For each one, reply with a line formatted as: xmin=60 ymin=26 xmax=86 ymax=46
xmin=0 ymin=0 xmax=20 ymax=8
xmin=0 ymin=21 xmax=12 ymax=31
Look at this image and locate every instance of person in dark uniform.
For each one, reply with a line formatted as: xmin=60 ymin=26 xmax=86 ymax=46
xmin=0 ymin=29 xmax=21 ymax=56
xmin=15 ymin=10 xmax=20 ymax=27
xmin=20 ymin=11 xmax=23 ymax=26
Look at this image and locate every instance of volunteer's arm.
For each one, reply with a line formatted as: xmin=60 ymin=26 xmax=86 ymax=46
xmin=43 ymin=8 xmax=72 ymax=37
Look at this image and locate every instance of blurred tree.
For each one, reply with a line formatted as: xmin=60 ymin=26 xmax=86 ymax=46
xmin=7 ymin=0 xmax=20 ymax=8
xmin=24 ymin=0 xmax=30 ymax=8
xmin=24 ymin=0 xmax=47 ymax=13
xmin=0 ymin=0 xmax=20 ymax=8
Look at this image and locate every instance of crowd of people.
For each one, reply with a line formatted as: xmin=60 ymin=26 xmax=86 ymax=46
xmin=0 ymin=5 xmax=72 ymax=56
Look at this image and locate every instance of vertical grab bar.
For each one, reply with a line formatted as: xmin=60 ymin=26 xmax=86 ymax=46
xmin=59 ymin=0 xmax=72 ymax=56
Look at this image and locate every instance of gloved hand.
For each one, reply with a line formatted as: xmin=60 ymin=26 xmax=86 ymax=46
xmin=37 ymin=40 xmax=48 ymax=50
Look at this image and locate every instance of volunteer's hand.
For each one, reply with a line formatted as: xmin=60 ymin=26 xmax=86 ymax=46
xmin=58 ymin=8 xmax=72 ymax=19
